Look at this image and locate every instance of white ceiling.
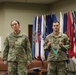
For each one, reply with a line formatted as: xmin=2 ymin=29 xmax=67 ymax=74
xmin=0 ymin=0 xmax=59 ymax=4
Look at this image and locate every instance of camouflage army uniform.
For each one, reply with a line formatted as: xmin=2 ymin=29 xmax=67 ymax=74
xmin=43 ymin=32 xmax=71 ymax=75
xmin=3 ymin=30 xmax=32 ymax=75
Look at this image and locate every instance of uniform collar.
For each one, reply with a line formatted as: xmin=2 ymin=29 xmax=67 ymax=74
xmin=12 ymin=30 xmax=23 ymax=37
xmin=51 ymin=32 xmax=62 ymax=37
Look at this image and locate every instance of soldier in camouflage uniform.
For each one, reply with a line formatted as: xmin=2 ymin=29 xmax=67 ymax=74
xmin=43 ymin=21 xmax=71 ymax=75
xmin=3 ymin=20 xmax=32 ymax=75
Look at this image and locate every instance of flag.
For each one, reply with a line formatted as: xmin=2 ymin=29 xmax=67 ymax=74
xmin=63 ymin=13 xmax=67 ymax=33
xmin=40 ymin=15 xmax=45 ymax=59
xmin=32 ymin=17 xmax=36 ymax=59
xmin=46 ymin=14 xmax=53 ymax=35
xmin=44 ymin=14 xmax=53 ymax=59
xmin=72 ymin=11 xmax=76 ymax=64
xmin=51 ymin=13 xmax=57 ymax=22
xmin=38 ymin=16 xmax=42 ymax=58
xmin=66 ymin=12 xmax=74 ymax=58
xmin=35 ymin=16 xmax=42 ymax=58
xmin=35 ymin=16 xmax=39 ymax=58
xmin=60 ymin=12 xmax=63 ymax=33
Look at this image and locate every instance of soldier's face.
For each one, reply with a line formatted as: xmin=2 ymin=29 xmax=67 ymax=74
xmin=11 ymin=21 xmax=20 ymax=32
xmin=52 ymin=22 xmax=60 ymax=32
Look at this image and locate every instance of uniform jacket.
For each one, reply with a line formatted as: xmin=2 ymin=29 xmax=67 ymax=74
xmin=3 ymin=31 xmax=32 ymax=63
xmin=43 ymin=32 xmax=71 ymax=61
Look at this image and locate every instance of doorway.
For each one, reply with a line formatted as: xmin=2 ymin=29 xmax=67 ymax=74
xmin=28 ymin=24 xmax=33 ymax=47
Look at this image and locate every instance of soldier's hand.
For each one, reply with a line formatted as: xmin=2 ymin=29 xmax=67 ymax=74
xmin=59 ymin=41 xmax=63 ymax=47
xmin=27 ymin=61 xmax=31 ymax=66
xmin=47 ymin=42 xmax=51 ymax=47
xmin=3 ymin=61 xmax=7 ymax=64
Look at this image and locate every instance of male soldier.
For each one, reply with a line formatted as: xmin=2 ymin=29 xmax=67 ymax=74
xmin=43 ymin=21 xmax=71 ymax=75
xmin=3 ymin=20 xmax=32 ymax=75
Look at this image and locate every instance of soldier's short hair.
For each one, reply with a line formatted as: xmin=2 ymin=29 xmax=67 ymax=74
xmin=10 ymin=20 xmax=20 ymax=26
xmin=52 ymin=21 xmax=60 ymax=25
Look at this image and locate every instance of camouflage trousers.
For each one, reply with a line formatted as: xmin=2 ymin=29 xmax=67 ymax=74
xmin=47 ymin=61 xmax=67 ymax=75
xmin=8 ymin=62 xmax=27 ymax=75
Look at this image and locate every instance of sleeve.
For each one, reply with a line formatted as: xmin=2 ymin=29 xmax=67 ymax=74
xmin=25 ymin=37 xmax=32 ymax=64
xmin=60 ymin=35 xmax=71 ymax=52
xmin=3 ymin=37 xmax=9 ymax=61
xmin=43 ymin=36 xmax=51 ymax=51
